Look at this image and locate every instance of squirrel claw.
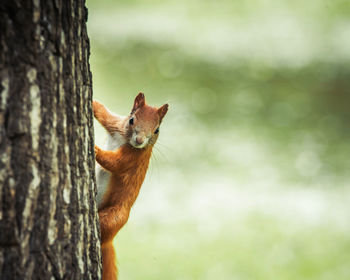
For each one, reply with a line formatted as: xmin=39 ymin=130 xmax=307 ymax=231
xmin=94 ymin=145 xmax=100 ymax=156
xmin=92 ymin=101 xmax=99 ymax=117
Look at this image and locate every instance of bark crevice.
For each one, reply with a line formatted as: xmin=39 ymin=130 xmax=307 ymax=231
xmin=0 ymin=0 xmax=101 ymax=279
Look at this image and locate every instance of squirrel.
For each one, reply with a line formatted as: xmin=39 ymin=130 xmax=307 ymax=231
xmin=93 ymin=93 xmax=168 ymax=280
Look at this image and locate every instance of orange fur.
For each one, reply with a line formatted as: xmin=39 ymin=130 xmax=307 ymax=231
xmin=102 ymin=242 xmax=117 ymax=280
xmin=93 ymin=100 xmax=124 ymax=135
xmin=94 ymin=93 xmax=168 ymax=280
xmin=96 ymin=144 xmax=152 ymax=243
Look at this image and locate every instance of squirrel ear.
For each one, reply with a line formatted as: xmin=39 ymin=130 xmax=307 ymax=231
xmin=132 ymin=92 xmax=145 ymax=113
xmin=158 ymin=104 xmax=169 ymax=121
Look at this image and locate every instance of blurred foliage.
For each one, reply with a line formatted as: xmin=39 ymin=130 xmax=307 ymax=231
xmin=91 ymin=38 xmax=350 ymax=183
xmin=118 ymin=215 xmax=350 ymax=279
xmin=87 ymin=0 xmax=350 ymax=279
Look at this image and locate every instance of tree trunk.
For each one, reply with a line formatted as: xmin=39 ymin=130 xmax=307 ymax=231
xmin=0 ymin=0 xmax=101 ymax=279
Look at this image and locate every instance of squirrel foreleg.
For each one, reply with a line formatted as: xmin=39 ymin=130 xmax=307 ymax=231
xmin=95 ymin=145 xmax=122 ymax=173
xmin=93 ymin=101 xmax=124 ymax=135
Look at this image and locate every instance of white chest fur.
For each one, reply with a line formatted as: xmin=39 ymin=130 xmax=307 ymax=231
xmin=96 ymin=131 xmax=126 ymax=208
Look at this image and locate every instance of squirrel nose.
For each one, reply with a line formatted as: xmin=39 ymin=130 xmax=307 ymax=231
xmin=135 ymin=136 xmax=144 ymax=145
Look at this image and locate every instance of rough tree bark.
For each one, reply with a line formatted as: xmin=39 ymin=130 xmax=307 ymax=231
xmin=0 ymin=0 xmax=101 ymax=279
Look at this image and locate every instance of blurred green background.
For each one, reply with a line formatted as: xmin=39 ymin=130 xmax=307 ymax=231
xmin=86 ymin=0 xmax=350 ymax=279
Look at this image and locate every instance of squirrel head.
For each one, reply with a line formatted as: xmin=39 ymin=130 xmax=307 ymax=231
xmin=126 ymin=93 xmax=168 ymax=149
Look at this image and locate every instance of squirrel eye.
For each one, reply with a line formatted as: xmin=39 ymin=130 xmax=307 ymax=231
xmin=129 ymin=117 xmax=134 ymax=125
xmin=154 ymin=127 xmax=159 ymax=134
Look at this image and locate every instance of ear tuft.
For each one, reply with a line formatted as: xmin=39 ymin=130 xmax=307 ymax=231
xmin=158 ymin=103 xmax=169 ymax=121
xmin=132 ymin=92 xmax=146 ymax=113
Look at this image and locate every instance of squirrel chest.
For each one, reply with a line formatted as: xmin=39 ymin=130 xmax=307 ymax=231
xmin=96 ymin=133 xmax=152 ymax=211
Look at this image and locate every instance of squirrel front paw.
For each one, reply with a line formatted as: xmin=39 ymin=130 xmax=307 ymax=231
xmin=94 ymin=145 xmax=100 ymax=157
xmin=92 ymin=101 xmax=102 ymax=118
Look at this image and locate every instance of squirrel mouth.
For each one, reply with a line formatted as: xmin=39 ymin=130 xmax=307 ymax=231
xmin=130 ymin=134 xmax=149 ymax=149
xmin=130 ymin=140 xmax=148 ymax=149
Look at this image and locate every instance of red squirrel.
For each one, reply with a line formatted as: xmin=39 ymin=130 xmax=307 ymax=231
xmin=93 ymin=93 xmax=168 ymax=280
